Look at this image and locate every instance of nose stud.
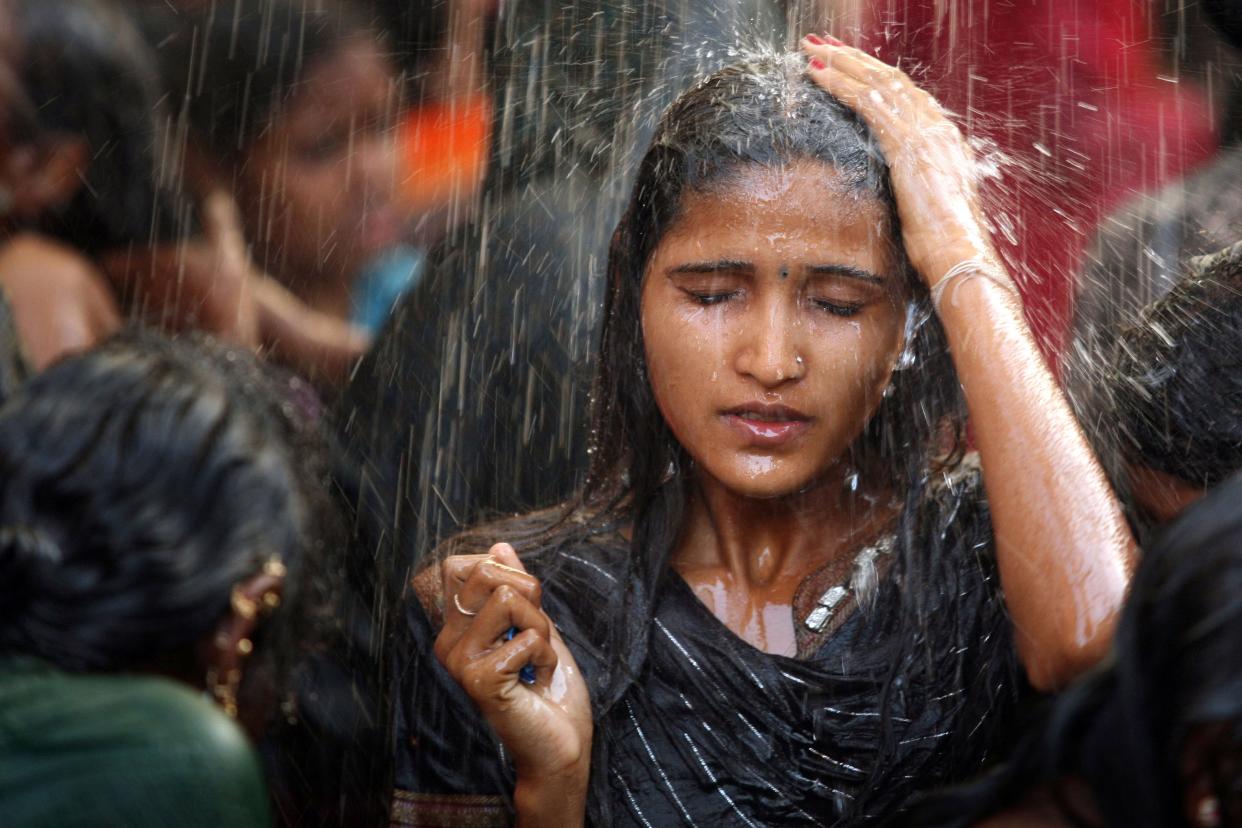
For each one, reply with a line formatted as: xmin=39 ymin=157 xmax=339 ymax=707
xmin=795 ymin=355 xmax=805 ymax=365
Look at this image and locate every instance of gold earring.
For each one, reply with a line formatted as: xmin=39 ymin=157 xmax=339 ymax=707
xmin=231 ymin=586 xmax=258 ymax=621
xmin=1197 ymin=796 xmax=1222 ymax=828
xmin=206 ymin=668 xmax=241 ymax=718
xmin=261 ymin=590 xmax=281 ymax=611
xmin=236 ymin=637 xmax=253 ymax=656
xmin=263 ymin=557 xmax=287 ymax=578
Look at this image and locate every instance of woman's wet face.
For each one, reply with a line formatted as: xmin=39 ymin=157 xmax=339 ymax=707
xmin=641 ymin=160 xmax=907 ymax=499
xmin=239 ymin=36 xmax=403 ymax=292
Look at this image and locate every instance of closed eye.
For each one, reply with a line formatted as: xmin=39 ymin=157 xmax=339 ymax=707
xmin=686 ymin=290 xmax=740 ymax=306
xmin=813 ymin=299 xmax=864 ymax=317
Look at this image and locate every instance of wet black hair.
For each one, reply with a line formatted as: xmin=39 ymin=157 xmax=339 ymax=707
xmin=0 ymin=330 xmax=335 ymax=688
xmin=156 ymin=0 xmax=388 ymax=164
xmin=902 ymin=468 xmax=1242 ymax=828
xmin=9 ymin=0 xmax=170 ymax=253
xmin=1108 ymin=240 xmax=1242 ymax=489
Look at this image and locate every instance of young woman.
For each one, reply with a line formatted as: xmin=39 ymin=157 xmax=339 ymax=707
xmin=391 ymin=39 xmax=1136 ymax=826
xmin=0 ymin=332 xmax=335 ymax=827
xmin=151 ymin=0 xmax=413 ymax=332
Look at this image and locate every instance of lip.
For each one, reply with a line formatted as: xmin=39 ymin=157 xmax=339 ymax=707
xmin=720 ymin=402 xmax=813 ymax=448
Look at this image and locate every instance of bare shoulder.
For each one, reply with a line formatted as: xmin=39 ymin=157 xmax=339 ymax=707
xmin=0 ymin=234 xmax=104 ymax=286
xmin=0 ymin=233 xmax=122 ymax=367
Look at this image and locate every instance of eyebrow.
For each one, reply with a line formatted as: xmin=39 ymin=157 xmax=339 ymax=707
xmin=667 ymin=260 xmax=755 ymax=275
xmin=805 ymin=264 xmax=886 ymax=285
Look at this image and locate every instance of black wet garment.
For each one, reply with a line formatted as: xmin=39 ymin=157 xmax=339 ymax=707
xmin=391 ymin=466 xmax=1021 ymax=826
xmin=0 ymin=658 xmax=270 ymax=828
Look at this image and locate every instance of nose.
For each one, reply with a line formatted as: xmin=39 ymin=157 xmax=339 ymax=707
xmin=732 ymin=296 xmax=805 ymax=388
xmin=350 ymin=131 xmax=398 ymax=198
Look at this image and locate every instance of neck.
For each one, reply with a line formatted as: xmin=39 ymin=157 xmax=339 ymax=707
xmin=675 ymin=462 xmax=894 ymax=589
xmin=670 ymin=461 xmax=898 ymax=656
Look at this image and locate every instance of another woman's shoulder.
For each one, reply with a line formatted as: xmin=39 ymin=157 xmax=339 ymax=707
xmin=0 ymin=664 xmax=269 ymax=827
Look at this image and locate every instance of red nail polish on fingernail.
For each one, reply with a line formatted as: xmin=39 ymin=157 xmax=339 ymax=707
xmin=809 ymin=57 xmax=826 ymax=70
xmin=804 ymin=33 xmax=826 ymax=45
xmin=823 ymin=34 xmax=845 ymax=46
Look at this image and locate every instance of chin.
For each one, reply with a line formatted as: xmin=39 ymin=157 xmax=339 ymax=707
xmin=713 ymin=459 xmax=817 ymax=500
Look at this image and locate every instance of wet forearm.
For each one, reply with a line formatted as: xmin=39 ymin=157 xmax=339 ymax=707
xmin=936 ymin=274 xmax=1136 ymax=691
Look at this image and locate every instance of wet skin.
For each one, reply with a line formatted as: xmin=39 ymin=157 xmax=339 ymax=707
xmin=239 ymin=37 xmax=404 ymax=320
xmin=642 ymin=163 xmax=908 ymax=655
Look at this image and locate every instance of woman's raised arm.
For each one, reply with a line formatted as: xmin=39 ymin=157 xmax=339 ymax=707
xmin=803 ymin=36 xmax=1136 ymax=691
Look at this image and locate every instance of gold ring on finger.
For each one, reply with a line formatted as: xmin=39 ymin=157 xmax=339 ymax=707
xmin=453 ymin=593 xmax=479 ymax=617
xmin=481 ymin=559 xmax=526 ymax=577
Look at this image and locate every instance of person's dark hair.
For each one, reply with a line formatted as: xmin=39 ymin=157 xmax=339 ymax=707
xmin=0 ymin=330 xmax=335 ymax=689
xmin=8 ymin=0 xmax=169 ymax=253
xmin=360 ymin=0 xmax=448 ymax=83
xmin=156 ymin=0 xmax=385 ymax=165
xmin=903 ymin=468 xmax=1242 ymax=828
xmin=444 ymin=55 xmax=1008 ymax=823
xmin=1108 ymin=240 xmax=1242 ymax=489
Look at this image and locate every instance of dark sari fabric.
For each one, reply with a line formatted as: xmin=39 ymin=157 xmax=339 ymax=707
xmin=391 ymin=465 xmax=1020 ymax=826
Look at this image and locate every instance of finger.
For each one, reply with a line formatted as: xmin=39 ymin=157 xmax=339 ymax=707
xmin=441 ymin=554 xmax=491 ymax=598
xmin=485 ymin=542 xmax=527 ymax=574
xmin=800 ymin=38 xmax=909 ymax=90
xmin=454 ymin=585 xmax=552 ymax=660
xmin=804 ymin=68 xmax=890 ymax=128
xmin=434 ymin=554 xmax=491 ymax=651
xmin=458 ymin=559 xmax=542 ymax=611
xmin=251 ymin=277 xmax=370 ymax=384
xmin=200 ymin=190 xmax=248 ymax=252
xmin=438 ymin=546 xmax=540 ymax=656
xmin=457 ymin=628 xmax=558 ymax=699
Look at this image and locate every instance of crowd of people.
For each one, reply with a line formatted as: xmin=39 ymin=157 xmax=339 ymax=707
xmin=0 ymin=0 xmax=1240 ymax=826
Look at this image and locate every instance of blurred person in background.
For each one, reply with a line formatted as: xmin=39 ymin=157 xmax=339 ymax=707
xmin=900 ymin=466 xmax=1242 ymax=828
xmin=0 ymin=0 xmax=142 ymax=368
xmin=366 ymin=0 xmax=492 ymax=255
xmin=850 ymin=0 xmax=1217 ymax=353
xmin=146 ymin=0 xmax=417 ymax=337
xmin=1087 ymin=240 xmax=1242 ymax=536
xmin=0 ymin=331 xmax=337 ymax=827
xmin=1062 ymin=0 xmax=1242 ymax=536
xmin=0 ymin=0 xmax=366 ymax=384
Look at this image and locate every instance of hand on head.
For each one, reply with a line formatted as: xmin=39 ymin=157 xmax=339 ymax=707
xmin=801 ymin=36 xmax=1012 ymax=300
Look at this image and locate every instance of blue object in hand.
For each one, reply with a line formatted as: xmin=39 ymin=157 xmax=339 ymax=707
xmin=505 ymin=627 xmax=538 ymax=685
